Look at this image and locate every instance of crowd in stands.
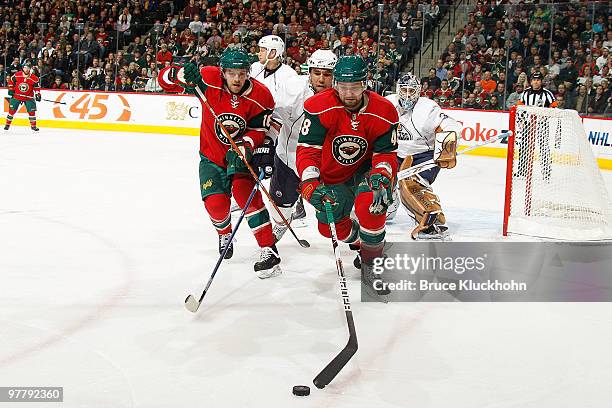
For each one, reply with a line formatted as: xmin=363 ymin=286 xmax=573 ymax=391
xmin=1 ymin=1 xmax=610 ymax=116
xmin=0 ymin=0 xmax=450 ymax=95
xmin=421 ymin=0 xmax=612 ymax=116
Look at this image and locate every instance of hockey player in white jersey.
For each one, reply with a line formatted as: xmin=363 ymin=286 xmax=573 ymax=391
xmin=385 ymin=73 xmax=461 ymax=239
xmin=250 ymin=35 xmax=298 ymax=100
xmin=231 ymin=35 xmax=300 ymax=214
xmin=268 ymin=49 xmax=338 ymax=242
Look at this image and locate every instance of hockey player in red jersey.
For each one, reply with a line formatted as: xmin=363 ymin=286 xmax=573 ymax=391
xmin=296 ymin=56 xmax=399 ymax=295
xmin=158 ymin=48 xmax=281 ymax=278
xmin=4 ymin=63 xmax=41 ymax=132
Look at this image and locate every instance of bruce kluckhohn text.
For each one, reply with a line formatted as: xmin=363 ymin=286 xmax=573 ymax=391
xmin=373 ymin=279 xmax=528 ymax=292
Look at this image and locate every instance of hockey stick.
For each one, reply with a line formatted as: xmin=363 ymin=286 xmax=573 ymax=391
xmin=3 ymin=96 xmax=67 ymax=105
xmin=42 ymin=98 xmax=67 ymax=105
xmin=193 ymin=85 xmax=310 ymax=248
xmin=185 ymin=170 xmax=266 ymax=313
xmin=313 ymin=200 xmax=358 ymax=389
xmin=396 ymin=130 xmax=514 ymax=181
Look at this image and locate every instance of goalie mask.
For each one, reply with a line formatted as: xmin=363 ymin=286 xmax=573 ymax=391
xmin=397 ymin=73 xmax=421 ymax=110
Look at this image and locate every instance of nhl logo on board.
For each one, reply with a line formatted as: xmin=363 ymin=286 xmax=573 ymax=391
xmin=332 ymin=135 xmax=368 ymax=165
xmin=215 ymin=113 xmax=246 ymax=145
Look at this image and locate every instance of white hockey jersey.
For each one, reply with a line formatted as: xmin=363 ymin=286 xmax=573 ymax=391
xmin=249 ymin=61 xmax=298 ymax=103
xmin=385 ymin=95 xmax=461 ymax=158
xmin=272 ymin=75 xmax=312 ymax=172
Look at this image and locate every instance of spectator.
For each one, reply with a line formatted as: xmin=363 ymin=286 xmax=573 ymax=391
xmin=98 ymin=74 xmax=116 ymax=92
xmin=589 ymin=85 xmax=608 ymax=115
xmin=481 ymin=71 xmax=497 ymax=94
xmin=156 ymin=43 xmax=173 ymax=68
xmin=573 ymin=85 xmax=589 ymax=114
xmin=422 ymin=68 xmax=441 ymax=90
xmin=50 ymin=76 xmax=68 ymax=90
xmin=435 ymin=58 xmax=448 ymax=81
xmin=506 ymin=84 xmax=524 ymax=109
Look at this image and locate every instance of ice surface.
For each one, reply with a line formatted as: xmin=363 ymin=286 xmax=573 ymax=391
xmin=1 ymin=127 xmax=611 ymax=407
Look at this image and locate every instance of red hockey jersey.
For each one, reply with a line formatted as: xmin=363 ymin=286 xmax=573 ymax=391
xmin=197 ymin=66 xmax=274 ymax=168
xmin=297 ymin=89 xmax=399 ymax=185
xmin=8 ymin=71 xmax=40 ymax=101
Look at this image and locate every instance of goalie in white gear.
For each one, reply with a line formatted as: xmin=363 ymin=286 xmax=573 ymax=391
xmin=385 ymin=73 xmax=461 ymax=239
xmin=268 ymin=49 xmax=338 ymax=242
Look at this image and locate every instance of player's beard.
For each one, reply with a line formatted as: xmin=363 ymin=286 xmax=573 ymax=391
xmin=340 ymin=94 xmax=364 ymax=111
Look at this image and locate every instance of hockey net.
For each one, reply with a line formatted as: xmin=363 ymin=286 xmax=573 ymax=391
xmin=503 ymin=105 xmax=612 ymax=240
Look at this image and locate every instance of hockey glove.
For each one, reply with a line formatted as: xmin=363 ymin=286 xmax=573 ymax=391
xmin=182 ymin=63 xmax=206 ymax=91
xmin=8 ymin=89 xmax=14 ymax=97
xmin=300 ymin=178 xmax=336 ymax=212
xmin=434 ymin=130 xmax=457 ymax=169
xmin=35 ymin=93 xmax=41 ymax=102
xmin=226 ymin=139 xmax=253 ymax=177
xmin=251 ymin=137 xmax=275 ymax=179
xmin=368 ymin=165 xmax=393 ymax=215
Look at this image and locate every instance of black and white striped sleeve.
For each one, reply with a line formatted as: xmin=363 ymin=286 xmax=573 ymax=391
xmin=542 ymin=89 xmax=556 ymax=107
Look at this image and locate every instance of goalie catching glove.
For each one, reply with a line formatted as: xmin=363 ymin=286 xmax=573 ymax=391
xmin=226 ymin=139 xmax=253 ymax=177
xmin=368 ymin=163 xmax=393 ymax=215
xmin=434 ymin=130 xmax=457 ymax=169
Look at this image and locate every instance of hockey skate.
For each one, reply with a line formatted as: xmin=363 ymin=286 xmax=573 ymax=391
xmin=291 ymin=197 xmax=307 ymax=225
xmin=254 ymin=245 xmax=281 ymax=279
xmin=361 ymin=259 xmax=391 ymax=300
xmin=4 ymin=124 xmax=9 ymax=131
xmin=272 ymin=221 xmax=289 ymax=243
xmin=218 ymin=232 xmax=234 ymax=259
xmin=31 ymin=126 xmax=39 ymax=132
xmin=413 ymin=222 xmax=450 ymax=240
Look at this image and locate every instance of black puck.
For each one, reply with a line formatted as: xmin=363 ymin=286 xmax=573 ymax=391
xmin=292 ymin=385 xmax=310 ymax=396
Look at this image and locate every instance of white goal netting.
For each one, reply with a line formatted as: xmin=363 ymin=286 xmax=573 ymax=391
xmin=504 ymin=105 xmax=612 ymax=240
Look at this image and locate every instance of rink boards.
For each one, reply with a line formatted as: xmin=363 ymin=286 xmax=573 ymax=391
xmin=2 ymin=88 xmax=611 ymax=170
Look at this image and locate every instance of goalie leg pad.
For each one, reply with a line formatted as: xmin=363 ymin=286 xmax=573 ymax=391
xmin=398 ymin=156 xmax=446 ymax=239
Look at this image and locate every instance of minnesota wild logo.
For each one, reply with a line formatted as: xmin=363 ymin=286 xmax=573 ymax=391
xmin=215 ymin=113 xmax=246 ymax=145
xmin=332 ymin=135 xmax=368 ymax=165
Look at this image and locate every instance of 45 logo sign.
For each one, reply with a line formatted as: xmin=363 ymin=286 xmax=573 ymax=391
xmin=52 ymin=93 xmax=131 ymax=121
xmin=332 ymin=135 xmax=368 ymax=165
xmin=215 ymin=113 xmax=246 ymax=145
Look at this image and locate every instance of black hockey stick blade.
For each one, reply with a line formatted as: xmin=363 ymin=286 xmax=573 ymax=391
xmin=298 ymin=238 xmax=310 ymax=248
xmin=184 ymin=294 xmax=201 ymax=313
xmin=313 ymin=327 xmax=358 ymax=389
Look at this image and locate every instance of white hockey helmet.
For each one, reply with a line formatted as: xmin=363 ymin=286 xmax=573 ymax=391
xmin=397 ymin=73 xmax=421 ymax=110
xmin=258 ymin=35 xmax=285 ymax=59
xmin=307 ymin=49 xmax=338 ymax=70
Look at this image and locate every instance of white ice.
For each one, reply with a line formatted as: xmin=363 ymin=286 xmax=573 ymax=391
xmin=1 ymin=127 xmax=612 ymax=408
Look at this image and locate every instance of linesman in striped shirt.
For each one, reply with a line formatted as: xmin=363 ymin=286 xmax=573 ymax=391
xmin=518 ymin=72 xmax=557 ymax=107
xmin=515 ymin=71 xmax=557 ymax=180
